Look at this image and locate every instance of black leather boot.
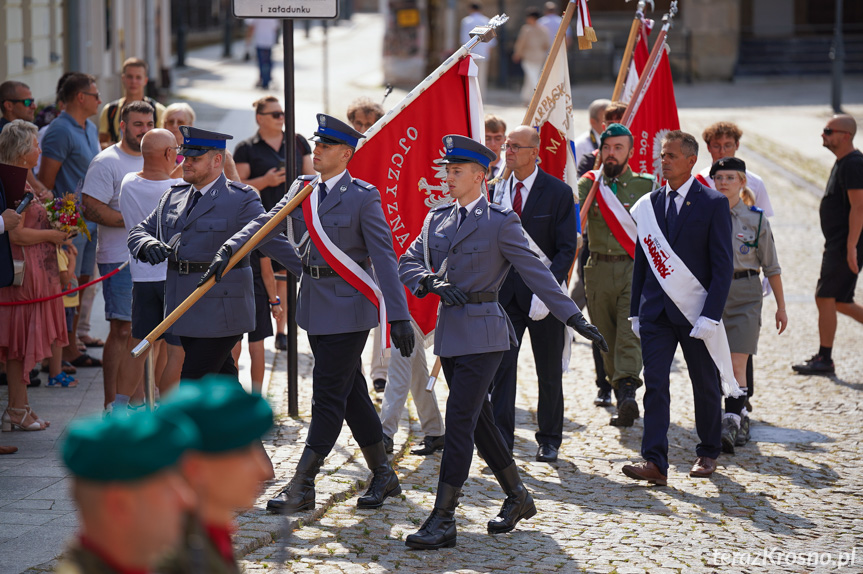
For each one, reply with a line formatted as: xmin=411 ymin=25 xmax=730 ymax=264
xmin=405 ymin=482 xmax=461 ymax=549
xmin=357 ymin=441 xmax=402 ymax=509
xmin=487 ymin=462 xmax=537 ymax=534
xmin=610 ymin=378 xmax=640 ymax=427
xmin=266 ymin=447 xmax=325 ymax=514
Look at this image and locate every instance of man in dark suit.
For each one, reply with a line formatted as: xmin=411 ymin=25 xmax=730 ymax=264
xmin=0 ymin=178 xmax=23 ymax=287
xmin=623 ymin=131 xmax=733 ymax=485
xmin=489 ymin=126 xmax=578 ymax=463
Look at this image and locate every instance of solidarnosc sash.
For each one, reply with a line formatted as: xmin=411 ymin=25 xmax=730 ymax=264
xmin=630 ymin=194 xmax=742 ymax=397
xmin=302 ymin=185 xmax=388 ymax=354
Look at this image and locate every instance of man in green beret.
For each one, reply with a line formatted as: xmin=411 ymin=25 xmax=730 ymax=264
xmin=578 ymin=123 xmax=655 ymax=427
xmin=157 ymin=376 xmax=275 ymax=574
xmin=56 ymin=411 xmax=198 ymax=574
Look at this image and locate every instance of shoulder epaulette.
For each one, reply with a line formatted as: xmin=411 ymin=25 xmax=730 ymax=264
xmin=227 ymin=179 xmax=254 ymax=192
xmin=489 ymin=203 xmax=510 ymax=214
xmin=637 ymin=173 xmax=656 ymax=181
xmin=749 ymin=205 xmax=763 ymax=213
xmin=351 ymin=178 xmax=376 ymax=191
xmin=430 ymin=203 xmax=451 ymax=212
xmin=170 ymin=181 xmax=190 ymax=188
xmin=299 ymin=175 xmax=316 ymax=181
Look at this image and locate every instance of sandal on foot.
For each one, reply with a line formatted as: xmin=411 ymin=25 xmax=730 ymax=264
xmin=47 ymin=373 xmax=78 ymax=388
xmin=70 ymin=353 xmax=102 ymax=368
xmin=79 ymin=336 xmax=105 ymax=348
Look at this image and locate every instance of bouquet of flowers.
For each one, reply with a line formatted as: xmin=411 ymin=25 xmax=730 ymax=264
xmin=43 ymin=192 xmax=90 ymax=240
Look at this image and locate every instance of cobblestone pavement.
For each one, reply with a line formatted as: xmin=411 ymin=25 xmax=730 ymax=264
xmin=229 ymin=147 xmax=863 ymax=574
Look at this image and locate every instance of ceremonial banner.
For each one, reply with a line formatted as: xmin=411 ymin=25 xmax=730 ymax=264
xmin=624 ymin=22 xmax=680 ymax=179
xmin=529 ymin=42 xmax=578 ymax=189
xmin=350 ymin=56 xmax=483 ymax=336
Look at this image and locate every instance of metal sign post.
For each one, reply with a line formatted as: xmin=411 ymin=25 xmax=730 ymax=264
xmin=234 ymin=0 xmax=339 ymax=419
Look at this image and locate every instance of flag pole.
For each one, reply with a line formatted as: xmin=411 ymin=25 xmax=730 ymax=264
xmin=610 ymin=1 xmax=648 ymax=103
xmin=356 ymin=14 xmax=509 ymax=151
xmin=579 ymin=1 xmax=677 ymax=233
xmin=496 ymin=1 xmax=577 ymax=184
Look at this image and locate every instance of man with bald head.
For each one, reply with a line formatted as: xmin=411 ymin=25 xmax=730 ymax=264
xmin=793 ymin=114 xmax=863 ymax=375
xmin=118 ymin=128 xmax=186 ymax=400
xmin=490 ymin=125 xmax=578 ymax=462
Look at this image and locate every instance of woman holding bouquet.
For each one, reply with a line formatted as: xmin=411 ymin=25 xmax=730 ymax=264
xmin=0 ymin=120 xmax=72 ymax=431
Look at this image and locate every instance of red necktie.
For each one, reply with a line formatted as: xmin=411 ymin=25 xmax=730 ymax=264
xmin=512 ymin=182 xmax=524 ymax=216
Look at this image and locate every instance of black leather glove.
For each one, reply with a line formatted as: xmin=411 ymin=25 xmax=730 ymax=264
xmin=567 ymin=313 xmax=609 ymax=353
xmin=139 ymin=240 xmax=171 ymax=266
xmin=423 ymin=276 xmax=468 ymax=306
xmin=389 ymin=320 xmax=415 ymax=358
xmin=197 ymin=245 xmax=232 ymax=287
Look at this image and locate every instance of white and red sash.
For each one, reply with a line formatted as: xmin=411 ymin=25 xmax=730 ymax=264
xmin=630 ymin=194 xmax=742 ymax=398
xmin=695 ymin=173 xmax=712 ymax=188
xmin=302 ymin=185 xmax=388 ymax=353
xmin=584 ymin=170 xmax=637 ymax=258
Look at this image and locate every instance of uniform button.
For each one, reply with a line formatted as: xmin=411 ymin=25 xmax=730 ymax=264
xmin=450 ymin=266 xmax=456 ymax=271
xmin=182 ymin=241 xmax=187 ymax=246
xmin=453 ymin=248 xmax=458 ymax=253
xmin=223 ymin=290 xmax=228 ymax=295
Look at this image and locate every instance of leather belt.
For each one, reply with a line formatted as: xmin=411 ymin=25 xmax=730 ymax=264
xmin=303 ymin=261 xmax=369 ymax=279
xmin=733 ymin=269 xmax=759 ymax=280
xmin=168 ymin=259 xmax=248 ymax=275
xmin=465 ymin=292 xmax=498 ymax=304
xmin=593 ymin=253 xmax=631 ymax=263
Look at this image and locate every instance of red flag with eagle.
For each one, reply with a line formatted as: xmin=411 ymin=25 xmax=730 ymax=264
xmin=349 ymin=56 xmax=484 ymax=336
xmin=622 ymin=20 xmax=680 ymax=178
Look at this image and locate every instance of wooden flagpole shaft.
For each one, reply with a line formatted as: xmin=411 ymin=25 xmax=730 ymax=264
xmin=499 ymin=1 xmax=577 ymax=183
xmin=131 ymin=182 xmax=315 ymax=358
xmin=611 ymin=17 xmax=643 ymax=103
xmin=425 ymin=356 xmax=443 ymax=392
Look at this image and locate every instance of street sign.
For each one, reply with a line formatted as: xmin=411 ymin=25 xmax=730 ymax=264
xmin=233 ymin=0 xmax=338 ymax=19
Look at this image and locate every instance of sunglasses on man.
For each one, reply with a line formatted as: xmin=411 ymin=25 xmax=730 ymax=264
xmin=4 ymin=98 xmax=35 ymax=107
xmin=822 ymin=127 xmax=850 ymax=136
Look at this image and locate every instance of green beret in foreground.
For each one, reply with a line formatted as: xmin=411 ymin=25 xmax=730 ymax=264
xmin=157 ymin=375 xmax=274 ymax=453
xmin=62 ymin=411 xmax=200 ymax=482
xmin=600 ymin=123 xmax=632 ymax=144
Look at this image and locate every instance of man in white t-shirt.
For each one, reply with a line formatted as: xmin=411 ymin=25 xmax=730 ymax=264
xmin=696 ymin=121 xmax=774 ymax=217
xmin=82 ymin=100 xmax=154 ymax=412
xmin=118 ymin=129 xmax=185 ymax=405
xmin=460 ymin=3 xmax=496 ymax=95
xmin=247 ymin=19 xmax=280 ymax=89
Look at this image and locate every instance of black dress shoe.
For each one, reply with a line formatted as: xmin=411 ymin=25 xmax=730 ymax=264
xmin=29 ymin=368 xmax=41 ymax=387
xmin=535 ymin=444 xmax=558 ymax=463
xmin=373 ymin=378 xmax=386 ymax=393
xmin=274 ymin=333 xmax=288 ymax=351
xmin=411 ymin=435 xmax=444 ymax=455
xmin=791 ymin=354 xmax=834 ymax=375
xmin=594 ymin=388 xmax=613 ymax=407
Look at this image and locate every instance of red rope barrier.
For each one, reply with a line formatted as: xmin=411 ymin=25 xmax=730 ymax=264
xmin=0 ymin=261 xmax=130 ymax=306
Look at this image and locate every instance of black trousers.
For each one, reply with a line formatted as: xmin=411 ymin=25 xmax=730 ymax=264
xmin=639 ymin=312 xmax=722 ymax=473
xmin=305 ymin=330 xmax=383 ymax=455
xmin=180 ymin=335 xmax=242 ymax=381
xmin=491 ymin=301 xmax=566 ymax=451
xmin=440 ymin=352 xmax=514 ymax=488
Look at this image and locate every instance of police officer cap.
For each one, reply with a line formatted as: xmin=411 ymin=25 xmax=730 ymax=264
xmin=709 ymin=156 xmax=746 ymax=177
xmin=178 ymin=125 xmax=233 ymax=158
xmin=440 ymin=134 xmax=496 ymax=169
xmin=157 ymin=376 xmax=274 ymax=453
xmin=62 ymin=410 xmax=200 ymax=482
xmin=600 ymin=123 xmax=632 ymax=145
xmin=310 ymin=114 xmax=366 ymax=148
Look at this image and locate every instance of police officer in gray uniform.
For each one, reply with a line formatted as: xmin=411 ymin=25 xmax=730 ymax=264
xmin=128 ymin=126 xmax=296 ymax=380
xmin=201 ymin=114 xmax=415 ymax=515
xmin=398 ymin=135 xmax=607 ymax=550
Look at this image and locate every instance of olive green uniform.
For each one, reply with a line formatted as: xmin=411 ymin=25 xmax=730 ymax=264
xmin=578 ymin=167 xmax=654 ymax=389
xmin=160 ymin=515 xmax=241 ymax=574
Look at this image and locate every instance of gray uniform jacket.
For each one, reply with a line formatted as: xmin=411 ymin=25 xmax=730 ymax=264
xmin=399 ymin=195 xmax=582 ymax=358
xmin=128 ymin=173 xmax=292 ymax=338
xmin=224 ymin=173 xmax=410 ymax=335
